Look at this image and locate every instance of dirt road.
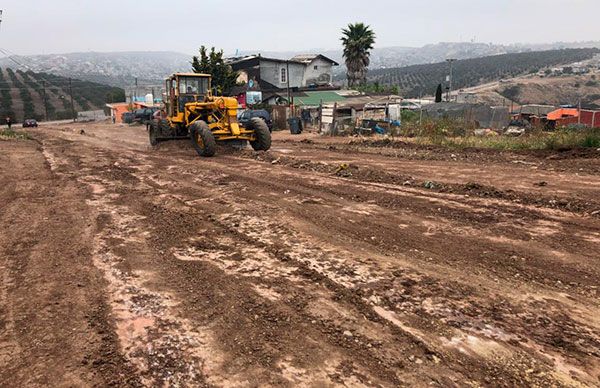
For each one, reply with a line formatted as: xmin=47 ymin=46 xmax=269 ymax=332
xmin=1 ymin=123 xmax=599 ymax=387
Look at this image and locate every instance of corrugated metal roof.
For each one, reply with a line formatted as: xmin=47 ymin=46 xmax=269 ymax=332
xmin=547 ymin=108 xmax=579 ymax=120
xmin=293 ymin=91 xmax=346 ymax=106
xmin=230 ymin=55 xmax=304 ymax=66
xmin=290 ymin=54 xmax=340 ymax=66
xmin=520 ymin=104 xmax=556 ymax=116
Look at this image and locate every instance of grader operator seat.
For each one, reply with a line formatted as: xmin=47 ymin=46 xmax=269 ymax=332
xmin=149 ymin=72 xmax=271 ymax=157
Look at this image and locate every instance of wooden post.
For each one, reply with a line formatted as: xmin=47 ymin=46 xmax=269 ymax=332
xmin=69 ymin=78 xmax=76 ymax=122
xmin=319 ymin=99 xmax=323 ymax=133
xmin=42 ymin=80 xmax=48 ymax=121
xmin=332 ymin=102 xmax=338 ymax=136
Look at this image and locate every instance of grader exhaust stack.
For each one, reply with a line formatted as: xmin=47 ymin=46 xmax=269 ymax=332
xmin=149 ymin=73 xmax=271 ymax=157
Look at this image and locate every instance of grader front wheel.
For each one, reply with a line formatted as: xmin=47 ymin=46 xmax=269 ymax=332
xmin=190 ymin=121 xmax=217 ymax=157
xmin=249 ymin=117 xmax=272 ymax=151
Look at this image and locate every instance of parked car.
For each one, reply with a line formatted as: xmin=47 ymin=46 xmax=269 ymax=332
xmin=121 ymin=112 xmax=135 ymax=124
xmin=239 ymin=109 xmax=273 ymax=132
xmin=133 ymin=108 xmax=159 ymax=124
xmin=22 ymin=119 xmax=38 ymax=128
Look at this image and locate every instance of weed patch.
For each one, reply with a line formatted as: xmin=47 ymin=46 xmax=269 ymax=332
xmin=0 ymin=129 xmax=31 ymax=140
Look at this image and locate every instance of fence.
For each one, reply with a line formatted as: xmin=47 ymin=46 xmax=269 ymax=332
xmin=422 ymin=103 xmax=510 ymax=129
xmin=77 ymin=110 xmax=107 ymax=122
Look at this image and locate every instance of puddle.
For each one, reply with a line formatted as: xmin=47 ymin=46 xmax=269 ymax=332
xmin=442 ymin=334 xmax=511 ymax=358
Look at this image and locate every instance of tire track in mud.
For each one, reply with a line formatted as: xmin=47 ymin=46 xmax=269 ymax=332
xmin=128 ymin=151 xmax=594 ymax=386
xmin=139 ymin=149 xmax=600 ymax=386
xmin=40 ymin=138 xmax=417 ymax=385
xmin=240 ymin=150 xmax=600 ymax=218
xmin=60 ymin=146 xmax=464 ymax=385
xmin=40 ymin=139 xmax=226 ymax=387
xmin=186 ymin=153 xmax=600 ymax=293
xmin=1 ymin=139 xmax=142 ymax=387
xmin=128 ymin=158 xmax=420 ymax=385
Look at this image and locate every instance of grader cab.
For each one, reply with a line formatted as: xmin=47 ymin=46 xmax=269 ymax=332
xmin=149 ymin=73 xmax=271 ymax=157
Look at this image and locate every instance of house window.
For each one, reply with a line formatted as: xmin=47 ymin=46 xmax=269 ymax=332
xmin=281 ymin=67 xmax=287 ymax=83
xmin=314 ymin=65 xmax=318 ymax=70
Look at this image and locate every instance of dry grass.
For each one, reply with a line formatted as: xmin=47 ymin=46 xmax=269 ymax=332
xmin=0 ymin=129 xmax=32 ymax=141
xmin=414 ymin=128 xmax=600 ymax=150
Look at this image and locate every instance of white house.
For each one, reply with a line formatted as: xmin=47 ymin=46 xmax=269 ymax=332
xmin=230 ymin=54 xmax=339 ymax=92
xmin=290 ymin=54 xmax=339 ymax=87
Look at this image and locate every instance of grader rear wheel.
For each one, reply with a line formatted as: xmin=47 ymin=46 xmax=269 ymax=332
xmin=149 ymin=121 xmax=160 ymax=146
xmin=190 ymin=121 xmax=217 ymax=157
xmin=249 ymin=117 xmax=272 ymax=151
xmin=149 ymin=119 xmax=173 ymax=146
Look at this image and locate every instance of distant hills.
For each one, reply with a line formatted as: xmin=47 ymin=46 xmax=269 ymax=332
xmin=0 ymin=68 xmax=125 ymax=122
xmin=237 ymin=41 xmax=600 ymax=73
xmin=1 ymin=42 xmax=599 ymax=88
xmin=0 ymin=51 xmax=192 ymax=87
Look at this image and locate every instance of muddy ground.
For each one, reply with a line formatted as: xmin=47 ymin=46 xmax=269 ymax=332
xmin=0 ymin=122 xmax=599 ymax=387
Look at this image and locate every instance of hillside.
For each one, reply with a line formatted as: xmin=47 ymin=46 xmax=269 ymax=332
xmin=0 ymin=68 xmax=125 ymax=122
xmin=2 ymin=42 xmax=599 ymax=87
xmin=363 ymin=48 xmax=600 ymax=98
xmin=469 ymin=72 xmax=600 ymax=109
xmin=0 ymin=51 xmax=191 ymax=87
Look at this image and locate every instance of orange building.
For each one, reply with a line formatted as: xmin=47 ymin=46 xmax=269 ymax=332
xmin=106 ymin=101 xmax=160 ymax=123
xmin=106 ymin=103 xmax=131 ymax=123
xmin=547 ymin=108 xmax=600 ymax=128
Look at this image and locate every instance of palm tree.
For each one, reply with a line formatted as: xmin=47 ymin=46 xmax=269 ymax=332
xmin=341 ymin=23 xmax=376 ymax=88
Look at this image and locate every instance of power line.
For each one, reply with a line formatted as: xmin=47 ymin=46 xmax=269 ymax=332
xmin=0 ymin=49 xmax=29 ymax=70
xmin=0 ymin=84 xmax=123 ymax=90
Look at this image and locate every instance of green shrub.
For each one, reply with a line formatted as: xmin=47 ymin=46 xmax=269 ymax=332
xmin=0 ymin=128 xmax=31 ymax=140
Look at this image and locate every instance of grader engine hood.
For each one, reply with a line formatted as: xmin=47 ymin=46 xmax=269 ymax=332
xmin=220 ymin=97 xmax=241 ymax=136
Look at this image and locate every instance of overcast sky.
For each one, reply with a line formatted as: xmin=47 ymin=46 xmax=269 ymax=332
xmin=1 ymin=0 xmax=599 ymax=55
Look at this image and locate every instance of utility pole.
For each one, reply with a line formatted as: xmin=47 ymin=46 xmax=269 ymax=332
xmin=42 ymin=80 xmax=48 ymax=121
xmin=69 ymin=77 xmax=75 ymax=122
xmin=286 ymin=61 xmax=291 ymax=109
xmin=446 ymin=58 xmax=457 ymax=102
xmin=134 ymin=77 xmax=138 ymax=101
xmin=419 ymin=90 xmax=423 ymax=126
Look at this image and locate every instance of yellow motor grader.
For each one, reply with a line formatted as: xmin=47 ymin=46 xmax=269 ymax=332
xmin=149 ymin=73 xmax=271 ymax=157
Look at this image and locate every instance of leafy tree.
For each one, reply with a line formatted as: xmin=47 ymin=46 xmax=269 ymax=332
xmin=499 ymin=85 xmax=522 ymax=102
xmin=341 ymin=23 xmax=376 ymax=88
xmin=435 ymin=84 xmax=443 ymax=103
xmin=192 ymin=46 xmax=238 ymax=96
